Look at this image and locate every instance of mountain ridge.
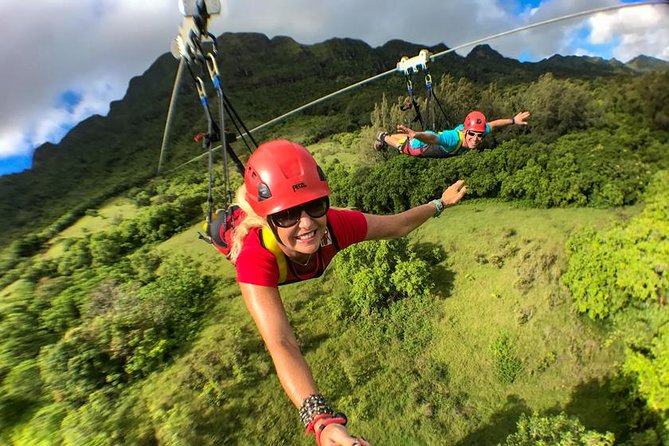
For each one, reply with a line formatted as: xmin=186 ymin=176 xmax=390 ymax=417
xmin=0 ymin=32 xmax=666 ymax=248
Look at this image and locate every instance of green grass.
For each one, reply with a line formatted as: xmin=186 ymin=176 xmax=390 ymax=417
xmin=137 ymin=199 xmax=634 ymax=445
xmin=155 ymin=221 xmax=242 ymax=284
xmin=412 ymin=201 xmax=632 ymax=443
xmin=1 ymin=196 xmax=639 ymax=445
xmin=44 ymin=197 xmax=138 ymax=259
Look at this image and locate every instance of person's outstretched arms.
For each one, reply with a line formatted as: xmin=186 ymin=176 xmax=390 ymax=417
xmin=364 ymin=179 xmax=467 ymax=241
xmin=396 ymin=124 xmax=439 ymax=145
xmin=488 ymin=111 xmax=531 ymax=131
xmin=239 ymin=282 xmax=371 ymax=446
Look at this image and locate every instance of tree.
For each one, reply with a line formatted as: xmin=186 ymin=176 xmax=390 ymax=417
xmin=500 ymin=412 xmax=614 ymax=445
xmin=334 ymin=238 xmax=433 ymax=318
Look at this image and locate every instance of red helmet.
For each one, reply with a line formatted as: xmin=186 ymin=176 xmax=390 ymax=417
xmin=463 ymin=111 xmax=487 ymax=132
xmin=244 ymin=140 xmax=331 ymax=217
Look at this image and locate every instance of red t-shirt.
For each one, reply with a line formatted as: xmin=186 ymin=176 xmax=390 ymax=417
xmin=235 ymin=208 xmax=367 ymax=287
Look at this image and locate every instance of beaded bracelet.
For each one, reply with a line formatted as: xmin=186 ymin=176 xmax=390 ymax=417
xmin=299 ymin=394 xmax=334 ymax=430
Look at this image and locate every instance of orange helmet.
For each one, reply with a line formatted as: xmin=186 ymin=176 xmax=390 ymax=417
xmin=244 ymin=140 xmax=331 ymax=217
xmin=463 ymin=111 xmax=487 ymax=133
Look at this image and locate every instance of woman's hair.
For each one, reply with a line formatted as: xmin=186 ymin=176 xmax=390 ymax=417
xmin=229 ymin=183 xmax=265 ymax=262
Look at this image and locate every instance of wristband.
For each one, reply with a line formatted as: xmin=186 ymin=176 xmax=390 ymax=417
xmin=431 ymin=199 xmax=445 ymax=218
xmin=306 ymin=413 xmax=333 ymax=435
xmin=315 ymin=413 xmax=348 ymax=446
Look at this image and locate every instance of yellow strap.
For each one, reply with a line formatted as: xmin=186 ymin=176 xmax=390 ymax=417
xmin=261 ymin=226 xmax=288 ymax=284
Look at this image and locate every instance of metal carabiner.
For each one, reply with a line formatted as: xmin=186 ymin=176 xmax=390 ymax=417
xmin=424 ymin=73 xmax=433 ymax=90
xmin=195 ymin=77 xmax=208 ymax=105
xmin=405 ymin=77 xmax=414 ymax=95
xmin=206 ymin=53 xmax=221 ymax=89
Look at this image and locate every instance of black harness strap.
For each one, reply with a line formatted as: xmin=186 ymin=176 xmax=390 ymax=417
xmin=223 ymin=92 xmax=258 ymax=155
xmin=424 ymin=71 xmax=451 ymax=130
xmin=401 ymin=74 xmax=425 ymax=129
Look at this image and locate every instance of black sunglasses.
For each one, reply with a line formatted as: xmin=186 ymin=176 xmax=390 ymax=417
xmin=466 ymin=130 xmax=484 ymax=138
xmin=270 ymin=196 xmax=330 ymax=228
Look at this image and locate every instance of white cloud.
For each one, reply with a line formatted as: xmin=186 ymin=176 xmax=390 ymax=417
xmin=0 ymin=131 xmax=27 ymax=158
xmin=0 ymin=0 xmax=180 ymax=158
xmin=1 ymin=0 xmax=668 ymax=169
xmin=588 ymin=4 xmax=669 ymax=61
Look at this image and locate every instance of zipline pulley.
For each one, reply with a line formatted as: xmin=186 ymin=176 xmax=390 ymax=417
xmin=396 ymin=49 xmax=431 ymax=75
xmin=396 ymin=49 xmax=452 ymax=131
xmin=397 ymin=49 xmax=432 ymax=129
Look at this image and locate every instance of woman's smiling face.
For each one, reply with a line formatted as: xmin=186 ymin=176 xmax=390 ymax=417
xmin=268 ymin=196 xmax=330 ymax=255
xmin=274 ymin=211 xmax=327 ymax=255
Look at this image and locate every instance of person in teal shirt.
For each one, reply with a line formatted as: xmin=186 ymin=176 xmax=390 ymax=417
xmin=375 ymin=110 xmax=530 ymax=158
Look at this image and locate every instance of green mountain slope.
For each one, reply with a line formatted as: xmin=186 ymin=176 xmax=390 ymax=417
xmin=0 ymin=33 xmax=656 ymax=250
xmin=0 ymin=31 xmax=668 ymax=443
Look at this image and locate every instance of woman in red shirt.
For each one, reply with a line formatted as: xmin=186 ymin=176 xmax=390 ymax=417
xmin=228 ymin=139 xmax=467 ymax=446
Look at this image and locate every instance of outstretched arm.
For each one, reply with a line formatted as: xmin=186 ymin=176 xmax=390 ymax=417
xmin=488 ymin=111 xmax=531 ymax=131
xmin=239 ymin=283 xmax=371 ymax=446
xmin=364 ymin=179 xmax=467 ymax=240
xmin=239 ymin=283 xmax=316 ymax=405
xmin=395 ymin=123 xmax=439 ymax=144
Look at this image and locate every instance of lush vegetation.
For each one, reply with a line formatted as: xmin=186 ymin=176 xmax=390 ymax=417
xmin=1 ymin=34 xmax=668 ymax=445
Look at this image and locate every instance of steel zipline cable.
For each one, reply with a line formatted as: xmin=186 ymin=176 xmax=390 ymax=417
xmin=162 ymin=0 xmax=668 ymax=174
xmin=158 ymin=58 xmax=186 ymax=174
xmin=429 ymin=1 xmax=669 ymax=61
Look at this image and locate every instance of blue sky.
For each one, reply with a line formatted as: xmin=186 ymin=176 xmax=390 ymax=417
xmin=0 ymin=0 xmax=667 ymax=176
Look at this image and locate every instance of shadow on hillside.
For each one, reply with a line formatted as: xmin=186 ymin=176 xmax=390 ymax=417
xmin=558 ymin=374 xmax=665 ymax=443
xmin=449 ymin=376 xmax=665 ymax=445
xmin=413 ymin=241 xmax=455 ymax=298
xmin=559 ymin=376 xmax=622 ymax=435
xmin=455 ymin=394 xmax=530 ymax=446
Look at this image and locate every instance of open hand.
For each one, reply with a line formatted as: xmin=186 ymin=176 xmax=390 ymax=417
xmin=513 ymin=111 xmax=531 ymax=125
xmin=441 ymin=179 xmax=467 ymax=206
xmin=396 ymin=124 xmax=416 ymax=138
xmin=319 ymin=423 xmax=371 ymax=446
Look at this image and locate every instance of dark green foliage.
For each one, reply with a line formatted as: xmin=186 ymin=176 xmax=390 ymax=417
xmin=125 ymin=246 xmax=162 ymax=285
xmin=48 ymin=177 xmax=207 ymax=276
xmin=603 ymin=368 xmax=668 ymax=446
xmin=618 ymin=71 xmax=669 ymax=131
xmin=58 ymin=388 xmax=155 ymax=446
xmin=563 ymin=171 xmax=669 ymax=320
xmin=21 ymin=258 xmax=57 ymax=284
xmin=37 ymin=254 xmax=213 ymax=406
xmin=499 ymin=412 xmax=615 ymax=445
xmin=520 ymin=73 xmax=599 ymax=139
xmin=56 ymin=237 xmax=93 ymax=276
xmin=39 ymin=283 xmax=84 ymax=335
xmin=39 ymin=326 xmax=120 ymax=405
xmin=0 ymin=282 xmax=49 ymax=381
xmin=624 ymin=322 xmax=669 ymax=414
xmin=334 ymin=121 xmax=666 ymax=215
xmin=333 ymin=238 xmax=434 ymax=317
xmin=10 ymin=234 xmax=47 ymax=258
